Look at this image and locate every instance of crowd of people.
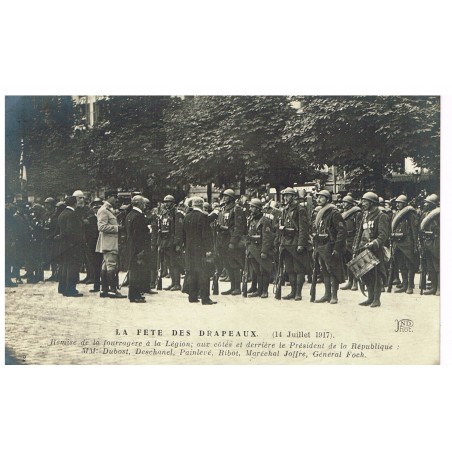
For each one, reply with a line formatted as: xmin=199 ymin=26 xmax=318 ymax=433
xmin=4 ymin=187 xmax=440 ymax=307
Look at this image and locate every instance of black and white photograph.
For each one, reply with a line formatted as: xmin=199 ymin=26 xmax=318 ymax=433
xmin=4 ymin=94 xmax=441 ymax=364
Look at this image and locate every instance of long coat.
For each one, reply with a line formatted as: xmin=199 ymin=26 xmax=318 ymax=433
xmin=95 ymin=203 xmax=119 ymax=253
xmin=126 ymin=208 xmax=149 ymax=292
xmin=353 ymin=207 xmax=390 ymax=282
xmin=391 ymin=206 xmax=418 ymax=265
xmin=313 ymin=204 xmax=346 ymax=283
xmin=58 ymin=207 xmax=84 ymax=257
xmin=183 ymin=208 xmax=213 ymax=272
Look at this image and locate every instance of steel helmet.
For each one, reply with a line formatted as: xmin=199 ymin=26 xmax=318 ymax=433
xmin=361 ymin=192 xmax=379 ymax=205
xmin=222 ymin=189 xmax=236 ymax=199
xmin=424 ymin=194 xmax=439 ymax=206
xmin=163 ymin=195 xmax=175 ymax=203
xmin=281 ymin=187 xmax=297 ymax=196
xmin=317 ymin=189 xmax=332 ymax=200
xmin=395 ymin=195 xmax=408 ymax=204
xmin=342 ymin=195 xmax=354 ymax=205
xmin=250 ymin=198 xmax=263 ymax=209
xmin=44 ymin=197 xmax=56 ymax=204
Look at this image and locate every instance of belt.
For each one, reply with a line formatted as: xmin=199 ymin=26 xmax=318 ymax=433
xmin=248 ymin=235 xmax=262 ymax=244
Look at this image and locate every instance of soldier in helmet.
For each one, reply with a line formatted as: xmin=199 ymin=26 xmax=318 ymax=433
xmin=419 ymin=194 xmax=440 ymax=295
xmin=245 ymin=198 xmax=275 ymax=298
xmin=390 ymin=194 xmax=419 ymax=294
xmin=217 ymin=189 xmax=246 ymax=296
xmin=352 ymin=192 xmax=390 ymax=307
xmin=340 ymin=195 xmax=362 ymax=291
xmin=277 ymin=187 xmax=312 ymax=301
xmin=158 ymin=194 xmax=184 ymax=291
xmin=312 ymin=190 xmax=346 ymax=304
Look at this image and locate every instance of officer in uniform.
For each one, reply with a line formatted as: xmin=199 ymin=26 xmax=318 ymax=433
xmin=246 ymin=198 xmax=275 ymax=298
xmin=352 ymin=192 xmax=390 ymax=307
xmin=419 ymin=194 xmax=440 ymax=295
xmin=391 ymin=194 xmax=419 ymax=294
xmin=277 ymin=187 xmax=311 ymax=301
xmin=217 ymin=189 xmax=246 ymax=296
xmin=340 ymin=195 xmax=362 ymax=291
xmin=158 ymin=195 xmax=184 ymax=291
xmin=312 ymin=190 xmax=346 ymax=304
xmin=85 ymin=198 xmax=103 ymax=292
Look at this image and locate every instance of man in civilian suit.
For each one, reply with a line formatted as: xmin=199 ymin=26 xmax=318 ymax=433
xmin=57 ymin=196 xmax=84 ymax=297
xmin=126 ymin=196 xmax=149 ymax=303
xmin=183 ymin=197 xmax=217 ymax=305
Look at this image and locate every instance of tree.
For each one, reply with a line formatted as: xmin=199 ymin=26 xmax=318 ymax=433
xmin=164 ymin=96 xmax=321 ymax=193
xmin=283 ymin=96 xmax=440 ymax=192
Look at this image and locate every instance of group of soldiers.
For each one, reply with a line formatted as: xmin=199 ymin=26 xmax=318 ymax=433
xmin=5 ymin=186 xmax=440 ymax=307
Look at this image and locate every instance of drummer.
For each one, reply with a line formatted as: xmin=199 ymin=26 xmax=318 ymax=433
xmin=352 ymin=192 xmax=390 ymax=308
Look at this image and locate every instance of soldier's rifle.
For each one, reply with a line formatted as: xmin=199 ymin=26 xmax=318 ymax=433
xmin=310 ymin=251 xmax=319 ymax=302
xmin=157 ymin=247 xmax=163 ymax=291
xmin=419 ymin=232 xmax=430 ymax=295
xmin=241 ymin=242 xmax=249 ymax=297
xmin=211 ymin=227 xmax=219 ymax=295
xmin=274 ymin=245 xmax=283 ymax=300
xmin=386 ymin=240 xmax=395 ymax=293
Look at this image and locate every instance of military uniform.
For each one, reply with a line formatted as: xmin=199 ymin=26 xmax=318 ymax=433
xmin=340 ymin=197 xmax=362 ymax=291
xmin=246 ymin=200 xmax=275 ymax=298
xmin=419 ymin=195 xmax=440 ymax=295
xmin=312 ymin=191 xmax=346 ymax=304
xmin=353 ymin=192 xmax=390 ymax=307
xmin=278 ymin=189 xmax=312 ymax=300
xmin=217 ymin=190 xmax=246 ymax=296
xmin=391 ymin=195 xmax=419 ymax=294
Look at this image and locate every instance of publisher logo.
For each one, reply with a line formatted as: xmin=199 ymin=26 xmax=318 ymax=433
xmin=395 ymin=319 xmax=414 ymax=333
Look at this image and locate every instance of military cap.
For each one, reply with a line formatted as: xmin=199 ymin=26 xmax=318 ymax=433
xmin=44 ymin=197 xmax=56 ymax=204
xmin=317 ymin=189 xmax=332 ymax=200
xmin=90 ymin=197 xmax=103 ymax=207
xmin=361 ymin=192 xmax=379 ymax=204
xmin=163 ymin=194 xmax=175 ymax=203
xmin=395 ymin=195 xmax=408 ymax=204
xmin=281 ymin=187 xmax=297 ymax=196
xmin=222 ymin=189 xmax=236 ymax=199
xmin=424 ymin=194 xmax=439 ymax=206
xmin=342 ymin=195 xmax=354 ymax=205
xmin=250 ymin=198 xmax=263 ymax=209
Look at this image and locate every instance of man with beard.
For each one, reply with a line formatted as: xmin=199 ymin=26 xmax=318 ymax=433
xmin=352 ymin=192 xmax=390 ymax=307
xmin=218 ymin=189 xmax=246 ymax=296
xmin=183 ymin=197 xmax=216 ymax=305
xmin=391 ymin=194 xmax=419 ymax=295
xmin=126 ymin=196 xmax=149 ymax=303
xmin=57 ymin=196 xmax=84 ymax=297
xmin=419 ymin=194 xmax=440 ymax=295
xmin=96 ymin=190 xmax=126 ymax=299
xmin=340 ymin=195 xmax=362 ymax=292
xmin=312 ymin=190 xmax=346 ymax=304
xmin=246 ymin=198 xmax=275 ymax=299
xmin=277 ymin=188 xmax=311 ymax=301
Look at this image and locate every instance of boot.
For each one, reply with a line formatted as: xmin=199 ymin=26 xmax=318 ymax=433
xmin=340 ymin=271 xmax=353 ymax=290
xmin=282 ymin=274 xmax=296 ymax=299
xmin=107 ymin=271 xmax=126 ymax=298
xmin=248 ymin=275 xmax=263 ymax=297
xmin=351 ymin=277 xmax=358 ymax=291
xmin=221 ymin=270 xmax=234 ymax=295
xmin=330 ymin=277 xmax=339 ymax=304
xmin=405 ymin=271 xmax=415 ymax=295
xmin=359 ymin=280 xmax=374 ymax=306
xmin=294 ymin=274 xmax=304 ymax=301
xmin=260 ymin=274 xmax=270 ymax=298
xmin=100 ymin=269 xmax=109 ymax=297
xmin=231 ymin=269 xmax=241 ymax=295
xmin=394 ymin=272 xmax=408 ymax=293
xmin=424 ymin=272 xmax=437 ymax=295
xmin=315 ymin=275 xmax=331 ymax=303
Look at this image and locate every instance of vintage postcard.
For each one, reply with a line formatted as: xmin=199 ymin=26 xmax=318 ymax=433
xmin=4 ymin=95 xmax=440 ymax=365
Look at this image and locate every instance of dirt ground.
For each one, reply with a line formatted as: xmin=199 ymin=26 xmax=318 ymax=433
xmin=4 ymin=271 xmax=440 ymax=365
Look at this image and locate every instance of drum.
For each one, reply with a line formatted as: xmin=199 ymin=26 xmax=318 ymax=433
xmin=347 ymin=249 xmax=380 ymax=280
